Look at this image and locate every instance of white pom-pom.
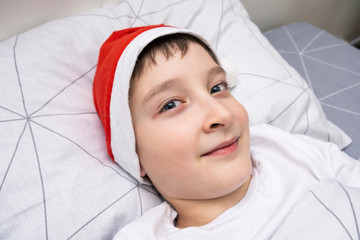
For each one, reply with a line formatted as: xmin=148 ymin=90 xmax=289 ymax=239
xmin=220 ymin=58 xmax=238 ymax=89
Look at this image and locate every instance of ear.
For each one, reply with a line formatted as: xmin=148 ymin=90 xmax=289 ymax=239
xmin=219 ymin=58 xmax=238 ymax=89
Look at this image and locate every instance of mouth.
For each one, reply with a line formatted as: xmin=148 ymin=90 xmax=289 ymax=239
xmin=202 ymin=137 xmax=239 ymax=157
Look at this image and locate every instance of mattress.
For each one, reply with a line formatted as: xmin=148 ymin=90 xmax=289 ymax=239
xmin=265 ymin=22 xmax=360 ymax=159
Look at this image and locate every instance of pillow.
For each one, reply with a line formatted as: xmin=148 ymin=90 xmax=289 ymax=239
xmin=0 ymin=0 xmax=351 ymax=238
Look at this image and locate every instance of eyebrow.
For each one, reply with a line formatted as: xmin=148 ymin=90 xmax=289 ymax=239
xmin=209 ymin=66 xmax=225 ymax=77
xmin=142 ymin=66 xmax=226 ymax=104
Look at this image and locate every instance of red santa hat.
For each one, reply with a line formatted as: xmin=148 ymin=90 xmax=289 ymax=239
xmin=93 ymin=24 xmax=237 ymax=183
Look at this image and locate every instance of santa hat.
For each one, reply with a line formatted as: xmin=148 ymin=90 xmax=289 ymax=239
xmin=93 ymin=24 xmax=237 ymax=183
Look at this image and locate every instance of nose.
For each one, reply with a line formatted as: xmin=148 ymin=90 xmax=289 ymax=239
xmin=200 ymin=97 xmax=234 ymax=133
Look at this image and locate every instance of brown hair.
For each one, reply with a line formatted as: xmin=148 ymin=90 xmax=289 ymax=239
xmin=129 ymin=33 xmax=219 ymax=97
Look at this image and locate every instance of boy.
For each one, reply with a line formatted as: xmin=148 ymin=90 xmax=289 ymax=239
xmin=93 ymin=25 xmax=360 ymax=239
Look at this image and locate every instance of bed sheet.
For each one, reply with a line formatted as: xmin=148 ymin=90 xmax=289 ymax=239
xmin=265 ymin=22 xmax=360 ymax=159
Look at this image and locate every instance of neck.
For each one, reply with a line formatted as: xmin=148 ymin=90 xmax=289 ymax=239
xmin=168 ymin=176 xmax=252 ymax=229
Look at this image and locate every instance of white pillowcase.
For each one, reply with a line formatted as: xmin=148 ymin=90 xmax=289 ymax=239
xmin=0 ymin=0 xmax=351 ymax=239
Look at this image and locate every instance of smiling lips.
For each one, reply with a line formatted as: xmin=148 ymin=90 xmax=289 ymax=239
xmin=202 ymin=137 xmax=239 ymax=157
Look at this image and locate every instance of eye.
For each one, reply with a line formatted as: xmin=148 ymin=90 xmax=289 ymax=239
xmin=210 ymin=81 xmax=228 ymax=94
xmin=161 ymin=99 xmax=181 ymax=112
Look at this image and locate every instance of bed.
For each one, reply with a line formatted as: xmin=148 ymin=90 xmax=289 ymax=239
xmin=265 ymin=22 xmax=360 ymax=159
xmin=0 ymin=0 xmax=359 ymax=239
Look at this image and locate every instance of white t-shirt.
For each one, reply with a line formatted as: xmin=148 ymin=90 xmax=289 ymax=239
xmin=114 ymin=124 xmax=360 ymax=240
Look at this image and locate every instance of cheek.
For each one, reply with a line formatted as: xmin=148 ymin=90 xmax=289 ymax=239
xmin=134 ymin=120 xmax=201 ymax=197
xmin=134 ymin=119 xmax=198 ymax=170
xmin=230 ymin=99 xmax=249 ymax=125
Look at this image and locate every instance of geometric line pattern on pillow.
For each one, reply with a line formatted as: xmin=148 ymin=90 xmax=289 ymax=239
xmin=0 ymin=35 xmax=161 ymax=239
xmin=236 ymin=72 xmax=311 ymax=124
xmin=265 ymin=22 xmax=360 ymax=159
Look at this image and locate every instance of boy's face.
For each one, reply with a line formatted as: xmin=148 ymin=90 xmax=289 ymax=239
xmin=129 ymin=42 xmax=252 ymax=201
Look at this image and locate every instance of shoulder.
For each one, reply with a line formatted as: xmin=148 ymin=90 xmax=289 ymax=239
xmin=249 ymin=124 xmax=358 ymax=181
xmin=250 ymin=123 xmax=338 ymax=157
xmin=250 ymin=123 xmax=315 ymax=143
xmin=249 ymin=124 xmax=323 ymax=174
xmin=249 ymin=124 xmax=328 ymax=173
xmin=113 ymin=202 xmax=176 ymax=239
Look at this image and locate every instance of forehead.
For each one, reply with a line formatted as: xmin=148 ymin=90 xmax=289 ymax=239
xmin=140 ymin=42 xmax=217 ymax=82
xmin=132 ymin=43 xmax=223 ymax=102
xmin=129 ymin=41 xmax=217 ymax=96
xmin=142 ymin=41 xmax=199 ymax=74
